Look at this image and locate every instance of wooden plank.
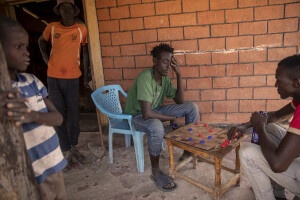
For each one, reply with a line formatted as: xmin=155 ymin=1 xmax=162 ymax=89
xmin=4 ymin=0 xmax=48 ymax=6
xmin=82 ymin=0 xmax=106 ymax=148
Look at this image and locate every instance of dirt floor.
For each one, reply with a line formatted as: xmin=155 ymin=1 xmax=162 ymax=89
xmin=62 ymin=114 xmax=294 ymax=200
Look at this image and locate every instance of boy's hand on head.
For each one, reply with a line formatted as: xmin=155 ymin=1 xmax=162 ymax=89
xmin=0 ymin=89 xmax=31 ymax=126
xmin=170 ymin=56 xmax=181 ymax=76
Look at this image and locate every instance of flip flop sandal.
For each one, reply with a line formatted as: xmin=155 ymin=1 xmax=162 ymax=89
xmin=150 ymin=173 xmax=177 ymax=192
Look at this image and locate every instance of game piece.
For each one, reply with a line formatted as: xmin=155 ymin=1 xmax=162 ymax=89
xmin=172 ymin=123 xmax=177 ymax=127
xmin=221 ymin=139 xmax=230 ymax=148
xmin=198 ymin=133 xmax=203 ymax=137
xmin=200 ymin=140 xmax=205 ymax=144
xmin=188 ymin=137 xmax=194 ymax=141
xmin=188 ymin=128 xmax=192 ymax=131
xmin=209 ymin=129 xmax=213 ymax=132
xmin=195 ymin=122 xmax=199 ymax=125
xmin=208 ymin=136 xmax=213 ymax=139
xmin=204 ymin=124 xmax=208 ymax=127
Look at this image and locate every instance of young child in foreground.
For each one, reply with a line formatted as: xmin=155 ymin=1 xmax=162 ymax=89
xmin=0 ymin=16 xmax=67 ymax=200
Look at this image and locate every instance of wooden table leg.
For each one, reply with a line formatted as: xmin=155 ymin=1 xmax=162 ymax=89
xmin=193 ymin=154 xmax=197 ymax=169
xmin=167 ymin=140 xmax=175 ymax=179
xmin=235 ymin=143 xmax=241 ymax=186
xmin=214 ymin=157 xmax=222 ymax=200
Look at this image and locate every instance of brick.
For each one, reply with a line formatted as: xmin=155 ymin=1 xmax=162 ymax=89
xmin=214 ymin=101 xmax=239 ymax=112
xmin=184 ymin=90 xmax=200 ymax=101
xmin=225 ymin=8 xmax=253 ymax=23
xmin=201 ymin=113 xmax=226 ymax=123
xmin=144 ymin=16 xmax=169 ymax=29
xmin=286 ymin=3 xmax=300 ymax=17
xmin=101 ymin=46 xmax=120 ymax=57
xmin=157 ymin=28 xmax=183 ymax=41
xmin=133 ymin=30 xmax=157 ymax=44
xmin=146 ymin=42 xmax=171 ymax=55
xmin=254 ymin=62 xmax=278 ymax=75
xmin=269 ymin=0 xmax=300 ymax=5
xmin=226 ymin=36 xmax=253 ymax=50
xmin=121 ymin=44 xmax=146 ymax=56
xmin=184 ymin=26 xmax=210 ymax=39
xmin=268 ymin=18 xmax=299 ymax=34
xmin=255 ymin=5 xmax=284 ymax=20
xmin=196 ymin=101 xmax=212 ymax=113
xmin=227 ymin=88 xmax=253 ymax=99
xmin=239 ymin=0 xmax=268 ymax=7
xmin=102 ymin=57 xmax=114 ymax=68
xmin=110 ymin=6 xmax=129 ymax=19
xmin=187 ymin=78 xmax=212 ymax=89
xmin=254 ymin=87 xmax=280 ymax=99
xmin=186 ymin=53 xmax=212 ymax=65
xmin=104 ymin=68 xmax=122 ymax=80
xmin=98 ymin=20 xmax=119 ymax=33
xmin=267 ymin=75 xmax=276 ymax=86
xmin=227 ymin=113 xmax=251 ymax=123
xmin=170 ymin=13 xmax=197 ymax=27
xmin=239 ymin=49 xmax=267 ymax=63
xmin=118 ymin=0 xmax=141 ymax=6
xmin=135 ymin=55 xmax=152 ymax=68
xmin=171 ymin=40 xmax=198 ymax=52
xmin=130 ymin=3 xmax=155 ymax=17
xmin=267 ymin=100 xmax=291 ymax=111
xmin=114 ymin=56 xmax=135 ymax=68
xmin=111 ymin=32 xmax=132 ymax=45
xmin=211 ymin=24 xmax=238 ymax=37
xmin=268 ymin=47 xmax=297 ymax=61
xmin=200 ymin=65 xmax=225 ymax=77
xmin=182 ymin=0 xmax=209 ymax=12
xmin=156 ymin=0 xmax=181 ymax=15
xmin=123 ymin=68 xmax=145 ymax=80
xmin=99 ymin=33 xmax=111 ymax=46
xmin=213 ymin=77 xmax=238 ymax=88
xmin=254 ymin=34 xmax=283 ymax=48
xmin=240 ymin=100 xmax=266 ymax=112
xmin=239 ymin=21 xmax=267 ymax=35
xmin=96 ymin=0 xmax=117 ymax=8
xmin=198 ymin=38 xmax=225 ymax=51
xmin=210 ymin=0 xmax=237 ymax=10
xmin=284 ymin=32 xmax=300 ymax=47
xmin=97 ymin=8 xmax=110 ymax=20
xmin=227 ymin=63 xmax=253 ymax=76
xmin=142 ymin=0 xmax=161 ymax=2
xmin=120 ymin=18 xmax=143 ymax=31
xmin=197 ymin=10 xmax=224 ymax=25
xmin=212 ymin=51 xmax=238 ymax=64
xmin=201 ymin=89 xmax=226 ymax=100
xmin=240 ymin=76 xmax=266 ymax=87
xmin=180 ymin=66 xmax=199 ymax=78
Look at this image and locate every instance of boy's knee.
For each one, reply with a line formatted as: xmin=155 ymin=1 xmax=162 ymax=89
xmin=146 ymin=119 xmax=164 ymax=135
xmin=239 ymin=142 xmax=261 ymax=160
xmin=185 ymin=102 xmax=198 ymax=112
xmin=265 ymin=123 xmax=280 ymax=133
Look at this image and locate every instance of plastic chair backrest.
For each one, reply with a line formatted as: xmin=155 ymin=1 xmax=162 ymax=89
xmin=91 ymin=85 xmax=127 ymax=115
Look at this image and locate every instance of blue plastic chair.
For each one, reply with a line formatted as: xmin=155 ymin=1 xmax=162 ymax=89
xmin=91 ymin=85 xmax=146 ymax=173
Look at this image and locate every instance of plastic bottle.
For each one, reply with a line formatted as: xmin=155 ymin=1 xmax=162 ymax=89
xmin=251 ymin=111 xmax=265 ymax=145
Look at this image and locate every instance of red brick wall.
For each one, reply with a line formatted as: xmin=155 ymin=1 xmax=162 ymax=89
xmin=95 ymin=0 xmax=300 ymax=124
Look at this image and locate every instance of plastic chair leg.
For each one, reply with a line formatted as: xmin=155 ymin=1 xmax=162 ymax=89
xmin=125 ymin=135 xmax=131 ymax=147
xmin=132 ymin=133 xmax=145 ymax=173
xmin=109 ymin=130 xmax=114 ymax=163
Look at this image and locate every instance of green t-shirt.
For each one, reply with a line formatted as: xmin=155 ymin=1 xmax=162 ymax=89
xmin=123 ymin=68 xmax=177 ymax=116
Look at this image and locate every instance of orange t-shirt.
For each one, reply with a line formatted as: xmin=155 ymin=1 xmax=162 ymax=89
xmin=43 ymin=22 xmax=87 ymax=79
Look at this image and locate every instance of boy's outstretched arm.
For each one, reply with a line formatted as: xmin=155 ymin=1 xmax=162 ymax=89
xmin=22 ymin=98 xmax=63 ymax=126
xmin=38 ymin=35 xmax=49 ymax=65
xmin=82 ymin=44 xmax=92 ymax=89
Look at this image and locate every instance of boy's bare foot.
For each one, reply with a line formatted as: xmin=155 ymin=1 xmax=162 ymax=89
xmin=63 ymin=150 xmax=74 ymax=171
xmin=70 ymin=145 xmax=93 ymax=164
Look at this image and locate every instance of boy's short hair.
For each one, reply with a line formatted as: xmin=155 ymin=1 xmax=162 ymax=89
xmin=278 ymin=54 xmax=300 ymax=79
xmin=0 ymin=15 xmax=23 ymax=42
xmin=150 ymin=43 xmax=174 ymax=59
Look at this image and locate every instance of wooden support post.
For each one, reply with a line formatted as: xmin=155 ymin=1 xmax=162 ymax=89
xmin=214 ymin=157 xmax=222 ymax=200
xmin=0 ymin=42 xmax=41 ymax=199
xmin=167 ymin=140 xmax=175 ymax=179
xmin=82 ymin=0 xmax=106 ymax=149
xmin=235 ymin=143 xmax=241 ymax=186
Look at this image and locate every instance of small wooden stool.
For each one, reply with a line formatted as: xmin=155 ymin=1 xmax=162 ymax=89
xmin=166 ymin=133 xmax=247 ymax=200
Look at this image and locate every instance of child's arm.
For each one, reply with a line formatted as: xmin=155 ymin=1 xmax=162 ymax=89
xmin=0 ymin=89 xmax=30 ymax=125
xmin=22 ymin=98 xmax=63 ymax=126
xmin=38 ymin=35 xmax=49 ymax=65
